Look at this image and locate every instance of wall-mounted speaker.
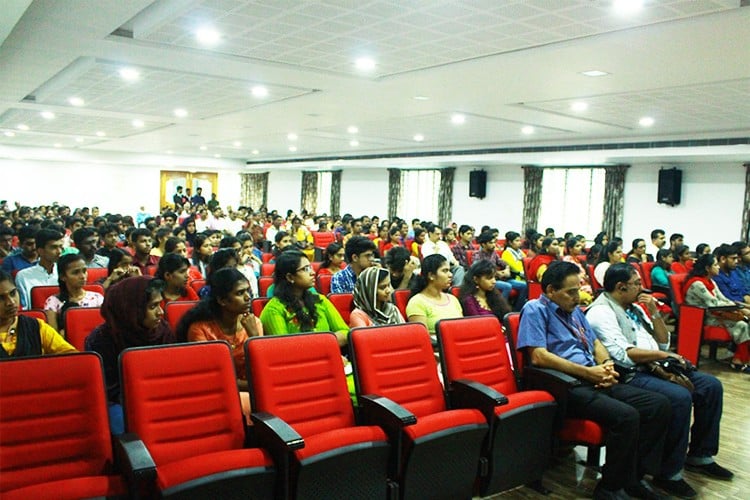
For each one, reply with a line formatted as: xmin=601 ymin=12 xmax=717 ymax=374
xmin=657 ymin=168 xmax=682 ymax=206
xmin=469 ymin=170 xmax=487 ymax=199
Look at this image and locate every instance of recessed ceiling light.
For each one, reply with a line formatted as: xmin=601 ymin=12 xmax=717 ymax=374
xmin=132 ymin=119 xmax=145 ymax=128
xmin=355 ymin=57 xmax=376 ymax=71
xmin=350 ymin=140 xmax=359 ymax=147
xmin=53 ymin=143 xmax=62 ymax=148
xmin=118 ymin=67 xmax=140 ymax=81
xmin=214 ymin=154 xmax=221 ymax=158
xmin=639 ymin=116 xmax=655 ymax=127
xmin=233 ymin=141 xmax=242 ymax=147
xmin=252 ymin=149 xmax=259 ymax=155
xmin=68 ymin=96 xmax=85 ymax=107
xmin=75 ymin=137 xmax=84 ymax=143
xmin=522 ymin=126 xmax=535 ymax=135
xmin=580 ymin=70 xmax=609 ymax=77
xmin=251 ymin=85 xmax=268 ymax=98
xmin=3 ymin=131 xmax=15 ymax=137
xmin=167 ymin=150 xmax=173 ymax=154
xmin=196 ymin=27 xmax=221 ymax=45
xmin=17 ymin=124 xmax=29 ymax=131
xmin=451 ymin=113 xmax=466 ymax=125
xmin=95 ymin=131 xmax=106 ymax=137
xmin=413 ymin=134 xmax=424 ymax=142
xmin=174 ymin=108 xmax=188 ymax=118
xmin=199 ymin=145 xmax=207 ymax=151
xmin=347 ymin=126 xmax=359 ymax=134
xmin=413 ymin=95 xmax=429 ymax=101
xmin=287 ymin=133 xmax=298 ymax=141
xmin=571 ymin=101 xmax=588 ymax=112
xmin=288 ymin=146 xmax=297 ymax=152
xmin=40 ymin=111 xmax=55 ymax=120
xmin=613 ymin=0 xmax=644 ymax=15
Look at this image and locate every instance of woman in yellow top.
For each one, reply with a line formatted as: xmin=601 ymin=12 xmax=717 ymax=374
xmin=291 ymin=216 xmax=314 ymax=261
xmin=501 ymin=231 xmax=526 ymax=281
xmin=0 ymin=270 xmax=75 ymax=358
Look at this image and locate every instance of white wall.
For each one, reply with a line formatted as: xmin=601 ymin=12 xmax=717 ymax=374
xmin=452 ymin=165 xmax=524 ymax=231
xmin=339 ymin=168 xmax=388 ymax=217
xmin=265 ymin=168 xmax=301 ymax=214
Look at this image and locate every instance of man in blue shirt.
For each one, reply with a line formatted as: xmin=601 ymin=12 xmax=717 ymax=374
xmin=713 ymin=244 xmax=750 ymax=304
xmin=330 ymin=236 xmax=376 ymax=294
xmin=517 ymin=261 xmax=670 ymax=500
xmin=734 ymin=241 xmax=750 ymax=293
xmin=1 ymin=226 xmax=38 ymax=275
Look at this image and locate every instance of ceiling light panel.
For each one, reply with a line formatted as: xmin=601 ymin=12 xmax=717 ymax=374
xmin=0 ymin=130 xmax=106 ymax=148
xmin=121 ymin=0 xmax=736 ymax=77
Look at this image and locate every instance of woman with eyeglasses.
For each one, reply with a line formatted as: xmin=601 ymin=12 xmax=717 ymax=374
xmin=626 ymin=238 xmax=649 ymax=264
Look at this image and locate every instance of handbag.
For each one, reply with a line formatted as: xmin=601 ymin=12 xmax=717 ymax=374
xmin=645 ymin=357 xmax=695 ymax=393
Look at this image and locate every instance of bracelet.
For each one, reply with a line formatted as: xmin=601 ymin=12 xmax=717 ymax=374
xmin=652 ymin=311 xmax=663 ymax=320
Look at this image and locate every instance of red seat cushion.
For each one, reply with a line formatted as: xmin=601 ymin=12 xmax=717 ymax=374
xmin=295 ymin=426 xmax=387 ymax=462
xmin=157 ymin=448 xmax=273 ymax=490
xmin=703 ymin=326 xmax=732 ymax=342
xmin=557 ymin=418 xmax=604 ymax=445
xmin=494 ymin=390 xmax=555 ymax=417
xmin=2 ymin=475 xmax=125 ymax=500
xmin=404 ymin=408 xmax=485 ymax=441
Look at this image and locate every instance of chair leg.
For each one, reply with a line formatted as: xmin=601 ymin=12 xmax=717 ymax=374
xmin=528 ymin=479 xmax=551 ymax=495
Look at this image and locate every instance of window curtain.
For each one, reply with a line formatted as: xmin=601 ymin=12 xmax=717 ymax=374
xmin=300 ymin=171 xmax=318 ymax=214
xmin=742 ymin=163 xmax=750 ymax=241
xmin=521 ymin=166 xmax=543 ymax=232
xmin=330 ymin=170 xmax=342 ymax=217
xmin=437 ymin=167 xmax=455 ymax=227
xmin=387 ymin=168 xmax=401 ymax=220
xmin=601 ymin=164 xmax=629 ymax=238
xmin=240 ymin=172 xmax=268 ymax=211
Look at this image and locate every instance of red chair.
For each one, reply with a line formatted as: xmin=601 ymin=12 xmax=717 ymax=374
xmin=436 ymin=316 xmax=556 ymax=495
xmin=349 ymin=323 xmax=489 ymax=500
xmin=504 ymin=313 xmax=604 ymax=467
xmin=311 ymin=261 xmax=322 ymax=273
xmin=312 ymin=231 xmax=336 ymax=261
xmin=668 ymin=273 xmax=731 ymax=366
xmin=85 ymin=267 xmax=109 ymax=284
xmin=258 ymin=276 xmax=274 ymax=297
xmin=65 ymin=307 xmax=104 ymax=351
xmin=522 ymin=257 xmax=543 ymax=300
xmin=144 ymin=265 xmax=158 ymax=276
xmin=587 ymin=264 xmax=603 ymax=291
xmin=164 ymin=301 xmax=199 ymax=334
xmin=327 ymin=292 xmax=354 ymax=325
xmin=119 ymin=342 xmax=278 ymax=498
xmin=30 ymin=284 xmax=104 ymax=310
xmin=252 ymin=297 xmax=269 ymax=317
xmin=0 ymin=352 xmax=131 ymax=499
xmin=246 ymin=333 xmax=391 ymax=499
xmin=261 ymin=252 xmax=274 ymax=264
xmin=449 ymin=286 xmax=460 ymax=299
xmin=189 ymin=279 xmax=206 ymax=294
xmin=392 ymin=289 xmax=410 ymax=320
xmin=639 ymin=261 xmax=670 ymax=301
xmin=18 ymin=309 xmax=46 ymax=321
xmin=316 ymin=273 xmax=333 ymax=296
xmin=261 ymin=263 xmax=275 ymax=277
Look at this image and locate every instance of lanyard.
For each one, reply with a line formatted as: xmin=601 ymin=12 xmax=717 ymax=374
xmin=553 ymin=309 xmax=590 ymax=353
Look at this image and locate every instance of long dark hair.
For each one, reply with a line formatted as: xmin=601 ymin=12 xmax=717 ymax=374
xmin=175 ymin=268 xmax=248 ymax=342
xmin=655 ymin=249 xmax=673 ymax=271
xmin=321 ymin=242 xmax=343 ymax=269
xmin=56 ymin=253 xmax=86 ymax=303
xmin=192 ymin=233 xmax=211 ymax=266
xmin=107 ymin=248 xmax=129 ymax=276
xmin=688 ymin=254 xmax=715 ymax=279
xmin=410 ymin=254 xmax=447 ymax=298
xmin=459 ymin=260 xmax=510 ymax=319
xmin=155 ymin=253 xmax=190 ymax=281
xmin=596 ymin=241 xmax=621 ymax=265
xmin=273 ymin=250 xmax=320 ymax=330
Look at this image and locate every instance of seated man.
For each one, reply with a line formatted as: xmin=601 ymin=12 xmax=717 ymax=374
xmin=1 ymin=226 xmax=37 ymax=274
xmin=421 ymin=222 xmax=465 ymax=287
xmin=587 ymin=264 xmax=732 ymax=498
xmin=15 ymin=228 xmax=64 ymax=309
xmin=734 ymin=240 xmax=750 ymax=293
xmin=129 ymin=228 xmax=160 ymax=275
xmin=475 ymin=230 xmax=527 ymax=309
xmin=73 ymin=227 xmax=109 ymax=268
xmin=451 ymin=224 xmax=476 ymax=269
xmin=517 ymin=261 xmax=670 ymax=500
xmin=330 ymin=236 xmax=376 ymax=294
xmin=713 ymin=244 xmax=750 ymax=305
xmin=385 ymin=246 xmax=418 ymax=290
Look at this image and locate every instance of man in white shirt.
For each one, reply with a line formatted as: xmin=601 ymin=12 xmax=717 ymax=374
xmin=421 ymin=222 xmax=465 ymax=286
xmin=648 ymin=229 xmax=666 ymax=261
xmin=16 ymin=228 xmax=64 ymax=309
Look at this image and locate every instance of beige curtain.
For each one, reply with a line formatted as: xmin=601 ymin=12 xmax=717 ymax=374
xmin=300 ymin=171 xmax=318 ymax=214
xmin=601 ymin=164 xmax=629 ymax=238
xmin=522 ymin=166 xmax=543 ymax=232
xmin=240 ymin=172 xmax=268 ymax=211
xmin=330 ymin=170 xmax=342 ymax=217
xmin=742 ymin=163 xmax=750 ymax=241
xmin=387 ymin=168 xmax=401 ymax=220
xmin=438 ymin=167 xmax=455 ymax=227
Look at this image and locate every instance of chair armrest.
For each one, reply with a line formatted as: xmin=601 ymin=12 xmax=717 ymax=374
xmin=116 ymin=433 xmax=156 ymax=499
xmin=449 ymin=379 xmax=508 ymax=422
xmin=523 ymin=366 xmax=581 ymax=419
xmin=359 ymin=394 xmax=416 ymax=437
xmin=251 ymin=411 xmax=304 ymax=452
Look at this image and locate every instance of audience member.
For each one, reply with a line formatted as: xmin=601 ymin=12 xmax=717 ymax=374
xmin=154 ymin=253 xmax=199 ymax=307
xmin=594 ymin=241 xmax=623 ymax=287
xmin=475 ymin=231 xmax=527 ymax=307
xmin=500 ymin=231 xmax=526 ymax=280
xmin=15 ymin=228 xmax=64 ymax=309
xmin=350 ymin=266 xmax=404 ymax=328
xmin=189 ymin=233 xmax=213 ymax=280
xmin=43 ymin=253 xmax=103 ymax=334
xmin=385 ymin=246 xmax=418 ymax=290
xmin=190 ymin=186 xmax=206 ymax=207
xmin=317 ymin=242 xmax=345 ymax=278
xmin=459 ymin=260 xmax=511 ymax=320
xmin=330 ymin=235 xmax=376 ymax=294
xmin=649 ymin=229 xmax=667 ymax=259
xmin=562 ymin=237 xmax=593 ymax=305
xmin=451 ymin=225 xmax=476 ymax=269
xmin=670 ymin=233 xmax=685 ymax=252
xmin=527 ymin=236 xmax=561 ymax=282
xmin=734 ymin=241 xmax=750 ymax=292
xmin=696 ymin=243 xmax=712 ymax=257
xmin=421 ymin=222 xmax=465 ymax=286
xmin=671 ymin=245 xmax=692 ymax=274
xmin=405 ymin=254 xmax=462 ymax=337
xmin=0 ymin=226 xmax=15 ymax=259
xmin=713 ymin=244 xmax=750 ymax=305
xmin=164 ymin=236 xmax=188 ymax=258
xmin=129 ymin=228 xmax=159 ymax=274
xmin=627 ymin=238 xmax=650 ymax=263
xmin=651 ymin=249 xmax=675 ymax=290
xmin=409 ymin=227 xmax=426 ymax=258
xmin=73 ymin=227 xmax=109 ymax=268
xmin=101 ymin=248 xmax=141 ymax=291
xmin=1 ymin=226 xmax=37 ymax=274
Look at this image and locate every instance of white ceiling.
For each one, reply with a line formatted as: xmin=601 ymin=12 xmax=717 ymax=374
xmin=0 ymin=0 xmax=748 ymax=168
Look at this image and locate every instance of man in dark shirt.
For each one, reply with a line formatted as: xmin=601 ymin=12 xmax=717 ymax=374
xmin=714 ymin=244 xmax=750 ymax=304
xmin=130 ymin=228 xmax=160 ymax=274
xmin=190 ymin=187 xmax=207 ymax=207
xmin=1 ymin=226 xmax=37 ymax=274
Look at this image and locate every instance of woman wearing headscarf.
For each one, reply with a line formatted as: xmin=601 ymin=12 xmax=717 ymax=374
xmin=85 ymin=276 xmax=173 ymax=434
xmin=350 ymin=266 xmax=404 ymax=328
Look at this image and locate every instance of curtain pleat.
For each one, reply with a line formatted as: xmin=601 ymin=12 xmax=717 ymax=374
xmin=387 ymin=168 xmax=401 ymax=220
xmin=601 ymin=164 xmax=629 ymax=238
xmin=742 ymin=163 xmax=750 ymax=241
xmin=240 ymin=172 xmax=268 ymax=211
xmin=330 ymin=170 xmax=342 ymax=217
xmin=300 ymin=171 xmax=318 ymax=214
xmin=438 ymin=167 xmax=455 ymax=227
xmin=522 ymin=166 xmax=543 ymax=232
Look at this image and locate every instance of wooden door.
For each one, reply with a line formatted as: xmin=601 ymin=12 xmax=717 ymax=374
xmin=160 ymin=171 xmax=218 ymax=209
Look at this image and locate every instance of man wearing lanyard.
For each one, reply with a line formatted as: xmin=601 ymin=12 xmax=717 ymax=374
xmin=517 ymin=261 xmax=670 ymax=500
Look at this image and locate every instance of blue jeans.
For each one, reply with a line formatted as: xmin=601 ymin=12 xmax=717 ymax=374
xmin=629 ymin=370 xmax=722 ymax=477
xmin=495 ymin=279 xmax=528 ymax=310
xmin=108 ymin=402 xmax=125 ymax=435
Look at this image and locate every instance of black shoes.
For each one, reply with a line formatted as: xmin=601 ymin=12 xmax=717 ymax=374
xmin=652 ymin=477 xmax=697 ymax=498
xmin=684 ymin=461 xmax=735 ymax=479
xmin=593 ymin=482 xmax=629 ymax=500
xmin=625 ymin=480 xmax=667 ymax=500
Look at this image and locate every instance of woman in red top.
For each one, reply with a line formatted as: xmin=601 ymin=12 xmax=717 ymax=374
xmin=527 ymin=237 xmax=561 ymax=282
xmin=671 ymin=245 xmax=693 ymax=274
xmin=316 ymin=243 xmax=345 ymax=278
xmin=155 ymin=253 xmax=199 ymax=309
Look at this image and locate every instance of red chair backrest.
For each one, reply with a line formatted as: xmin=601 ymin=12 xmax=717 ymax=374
xmin=246 ymin=333 xmax=355 ymax=437
xmin=190 ymin=279 xmax=206 ymax=294
xmin=311 ymin=261 xmax=322 ymax=273
xmin=261 ymin=263 xmax=275 ymax=277
xmin=0 ymin=352 xmax=114 ymax=493
xmin=258 ymin=277 xmax=274 ymax=297
xmin=312 ymin=231 xmax=336 ymax=249
xmin=587 ymin=265 xmax=602 ymax=290
xmin=503 ymin=312 xmax=525 ymax=376
xmin=466 ymin=250 xmax=474 ymax=266
xmin=522 ymin=257 xmax=533 ymax=278
xmin=65 ymin=307 xmax=104 ymax=351
xmin=669 ymin=273 xmax=688 ymax=307
xmin=350 ymin=323 xmax=446 ymax=417
xmin=252 ymin=297 xmax=269 ymax=317
xmin=85 ymin=267 xmax=109 ymax=284
xmin=327 ymin=293 xmax=354 ymax=325
xmin=316 ymin=273 xmax=332 ymax=295
xmin=31 ymin=284 xmax=104 ymax=310
xmin=437 ymin=316 xmax=518 ymax=396
xmin=120 ymin=342 xmax=246 ymax=465
xmin=640 ymin=261 xmax=656 ymax=289
xmin=261 ymin=252 xmax=274 ymax=264
xmin=144 ymin=265 xmax=158 ymax=276
xmin=164 ymin=301 xmax=199 ymax=334
xmin=18 ymin=309 xmax=46 ymax=321
xmin=393 ymin=289 xmax=410 ymax=320
xmin=449 ymin=286 xmax=460 ymax=299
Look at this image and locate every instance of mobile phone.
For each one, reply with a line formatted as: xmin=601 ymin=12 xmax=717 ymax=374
xmin=640 ymin=288 xmax=653 ymax=294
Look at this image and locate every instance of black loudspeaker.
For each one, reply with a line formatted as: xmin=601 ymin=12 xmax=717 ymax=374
xmin=657 ymin=168 xmax=682 ymax=206
xmin=469 ymin=170 xmax=487 ymax=199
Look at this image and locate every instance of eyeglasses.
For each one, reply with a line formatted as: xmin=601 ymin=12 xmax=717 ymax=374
xmin=296 ymin=265 xmax=312 ymax=273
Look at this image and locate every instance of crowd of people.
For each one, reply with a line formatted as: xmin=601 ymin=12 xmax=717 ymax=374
xmin=1 ymin=197 xmax=749 ymax=499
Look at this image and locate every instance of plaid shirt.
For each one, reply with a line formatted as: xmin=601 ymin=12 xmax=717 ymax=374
xmin=452 ymin=242 xmax=477 ymax=268
xmin=330 ymin=265 xmax=357 ymax=294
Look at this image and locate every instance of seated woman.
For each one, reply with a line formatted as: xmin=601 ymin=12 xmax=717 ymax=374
xmin=562 ymin=238 xmax=593 ymax=304
xmin=271 ymin=231 xmax=293 ymax=261
xmin=459 ymin=260 xmax=511 ymax=320
xmin=501 ymin=231 xmax=526 ymax=280
xmin=350 ymin=266 xmax=404 ymax=328
xmin=586 ymin=243 xmax=603 ymax=267
xmin=527 ymin=237 xmax=561 ymax=282
xmin=154 ymin=253 xmax=199 ymax=308
xmin=260 ymin=250 xmax=348 ymax=346
xmin=172 ymin=225 xmax=187 ymax=242
xmin=405 ymin=254 xmax=462 ymax=338
xmin=164 ymin=236 xmax=188 ymax=258
xmin=525 ymin=232 xmax=544 ymax=258
xmin=695 ymin=243 xmax=712 ymax=257
xmin=316 ymin=242 xmax=345 ymax=278
xmin=221 ymin=236 xmax=260 ymax=298
xmin=410 ymin=227 xmax=426 ymax=258
xmin=181 ymin=217 xmax=198 ymax=247
xmin=651 ymin=249 xmax=675 ymax=290
xmin=199 ymin=248 xmax=240 ymax=299
xmin=594 ymin=231 xmax=609 ymax=247
xmin=149 ymin=227 xmax=171 ymax=258
xmin=626 ymin=238 xmax=649 ymax=264
xmin=44 ymin=253 xmax=104 ymax=334
xmin=380 ymin=227 xmax=404 ymax=254
xmin=85 ymin=276 xmax=173 ymax=433
xmin=188 ymin=233 xmax=213 ymax=282
xmin=101 ymin=247 xmax=141 ymax=291
xmin=594 ymin=241 xmax=623 ymax=288
xmin=0 ymin=270 xmax=76 ymax=358
xmin=684 ymin=254 xmax=750 ymax=372
xmin=290 ymin=216 xmax=314 ymax=262
xmin=671 ymin=244 xmax=693 ymax=274
xmin=177 ymin=268 xmax=262 ymax=419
